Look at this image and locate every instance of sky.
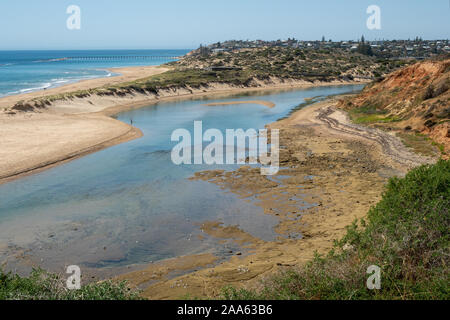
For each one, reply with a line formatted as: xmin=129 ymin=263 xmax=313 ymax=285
xmin=0 ymin=0 xmax=449 ymax=50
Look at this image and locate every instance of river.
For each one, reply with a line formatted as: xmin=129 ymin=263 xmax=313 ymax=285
xmin=0 ymin=84 xmax=363 ymax=277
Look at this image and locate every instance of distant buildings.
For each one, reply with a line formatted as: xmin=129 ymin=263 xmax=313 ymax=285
xmin=197 ymin=38 xmax=450 ymax=59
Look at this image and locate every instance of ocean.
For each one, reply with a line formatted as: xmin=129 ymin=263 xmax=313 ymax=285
xmin=0 ymin=49 xmax=190 ymax=97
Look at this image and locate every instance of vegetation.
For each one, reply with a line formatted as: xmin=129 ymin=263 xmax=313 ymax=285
xmin=397 ymin=132 xmax=442 ymax=157
xmin=347 ymin=102 xmax=400 ymax=124
xmin=0 ymin=268 xmax=141 ymax=300
xmin=107 ymin=46 xmax=401 ymax=96
xmin=222 ymin=160 xmax=450 ymax=300
xmin=356 ymin=36 xmax=374 ymax=56
xmin=342 ymin=55 xmax=449 ymax=131
xmin=353 ymin=114 xmax=400 ymax=124
xmin=176 ymin=46 xmax=399 ymax=81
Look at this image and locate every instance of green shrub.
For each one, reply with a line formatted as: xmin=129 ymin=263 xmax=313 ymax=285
xmin=0 ymin=268 xmax=141 ymax=300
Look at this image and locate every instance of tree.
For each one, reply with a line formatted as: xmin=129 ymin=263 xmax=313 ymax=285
xmin=357 ymin=38 xmax=373 ymax=56
xmin=198 ymin=44 xmax=211 ymax=56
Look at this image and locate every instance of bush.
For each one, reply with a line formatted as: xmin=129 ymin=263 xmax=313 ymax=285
xmin=0 ymin=268 xmax=141 ymax=300
xmin=423 ymin=86 xmax=434 ymax=100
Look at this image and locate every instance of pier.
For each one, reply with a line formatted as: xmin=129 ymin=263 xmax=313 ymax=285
xmin=63 ymin=55 xmax=180 ymax=61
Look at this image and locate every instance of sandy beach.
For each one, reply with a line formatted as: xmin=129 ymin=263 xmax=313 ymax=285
xmin=0 ymin=112 xmax=142 ymax=183
xmin=0 ymin=65 xmax=368 ymax=184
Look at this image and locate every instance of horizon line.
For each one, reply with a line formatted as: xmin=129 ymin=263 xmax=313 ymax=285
xmin=1 ymin=38 xmax=449 ymax=51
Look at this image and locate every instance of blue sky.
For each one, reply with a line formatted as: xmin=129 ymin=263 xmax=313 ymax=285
xmin=0 ymin=0 xmax=449 ymax=50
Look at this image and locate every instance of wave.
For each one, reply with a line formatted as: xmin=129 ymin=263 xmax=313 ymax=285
xmin=18 ymin=82 xmax=52 ymax=93
xmin=0 ymin=68 xmax=114 ymax=97
xmin=53 ymin=80 xmax=70 ymax=85
xmin=32 ymin=58 xmax=68 ymax=63
xmin=2 ymin=80 xmax=64 ymax=96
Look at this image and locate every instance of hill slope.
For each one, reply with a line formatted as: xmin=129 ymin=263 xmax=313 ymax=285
xmin=340 ymin=56 xmax=450 ymax=157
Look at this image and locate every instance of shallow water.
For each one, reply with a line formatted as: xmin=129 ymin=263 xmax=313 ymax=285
xmin=0 ymin=84 xmax=363 ymax=275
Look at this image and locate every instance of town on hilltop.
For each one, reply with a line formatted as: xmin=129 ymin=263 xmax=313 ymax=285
xmin=197 ymin=38 xmax=450 ymax=59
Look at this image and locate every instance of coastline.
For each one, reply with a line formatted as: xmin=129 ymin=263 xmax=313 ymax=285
xmin=0 ymin=65 xmax=171 ymax=110
xmin=0 ymin=65 xmax=369 ymax=185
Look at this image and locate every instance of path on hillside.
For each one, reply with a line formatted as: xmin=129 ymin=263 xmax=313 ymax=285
xmin=281 ymin=99 xmax=436 ymax=172
xmin=315 ymin=104 xmax=436 ymax=169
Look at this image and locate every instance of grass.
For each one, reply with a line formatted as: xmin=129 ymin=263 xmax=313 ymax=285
xmin=432 ymin=141 xmax=446 ymax=155
xmin=347 ymin=103 xmax=402 ymax=124
xmin=221 ymin=160 xmax=450 ymax=300
xmin=0 ymin=268 xmax=141 ymax=300
xmin=115 ymin=68 xmax=256 ymax=90
xmin=353 ymin=114 xmax=400 ymax=124
xmin=397 ymin=132 xmax=440 ymax=157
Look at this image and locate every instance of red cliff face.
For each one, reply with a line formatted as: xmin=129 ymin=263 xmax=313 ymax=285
xmin=340 ymin=57 xmax=450 ymax=157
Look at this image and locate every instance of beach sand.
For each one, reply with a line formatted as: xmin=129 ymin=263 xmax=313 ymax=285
xmin=0 ymin=112 xmax=142 ymax=183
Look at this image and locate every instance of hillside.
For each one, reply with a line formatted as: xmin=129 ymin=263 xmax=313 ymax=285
xmin=339 ymin=55 xmax=450 ymax=157
xmin=176 ymin=46 xmax=407 ymax=81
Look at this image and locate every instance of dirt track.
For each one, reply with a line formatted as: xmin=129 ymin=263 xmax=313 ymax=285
xmin=316 ymin=104 xmax=436 ymax=170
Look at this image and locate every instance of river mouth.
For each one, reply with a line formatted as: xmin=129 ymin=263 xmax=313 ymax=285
xmin=0 ymin=85 xmax=363 ymax=278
